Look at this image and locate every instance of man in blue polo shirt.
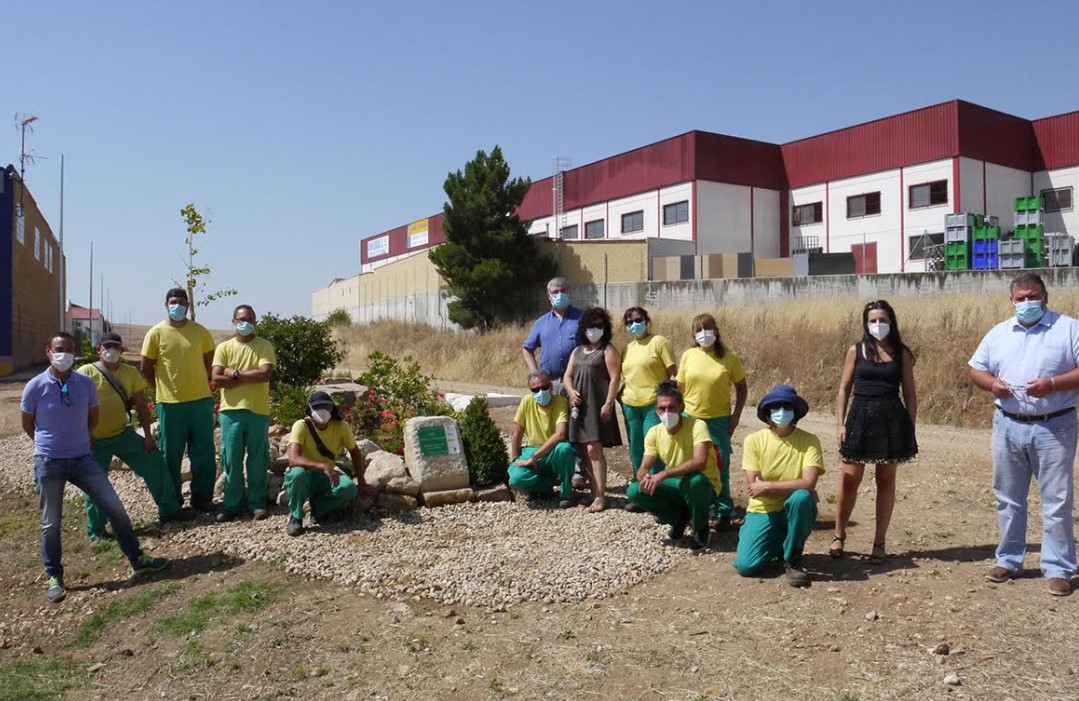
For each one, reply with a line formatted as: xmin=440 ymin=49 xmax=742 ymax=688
xmin=522 ymin=277 xmax=583 ymax=390
xmin=21 ymin=332 xmax=169 ymax=603
xmin=969 ymin=272 xmax=1079 ymax=598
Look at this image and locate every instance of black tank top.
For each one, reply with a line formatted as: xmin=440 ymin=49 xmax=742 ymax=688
xmin=852 ymin=342 xmax=902 ymax=398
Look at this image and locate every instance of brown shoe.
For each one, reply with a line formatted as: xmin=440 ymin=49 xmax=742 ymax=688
xmin=1047 ymin=578 xmax=1072 ymax=597
xmin=985 ymin=566 xmax=1021 ymax=583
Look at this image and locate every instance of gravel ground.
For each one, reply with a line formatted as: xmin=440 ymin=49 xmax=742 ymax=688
xmin=0 ymin=438 xmax=687 ymax=611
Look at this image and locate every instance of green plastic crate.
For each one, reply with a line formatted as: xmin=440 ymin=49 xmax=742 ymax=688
xmin=1024 ymin=238 xmax=1044 ymax=265
xmin=1025 ymin=196 xmax=1041 ymax=212
xmin=944 ymin=241 xmax=970 ymax=257
xmin=1018 ymin=224 xmax=1044 ymax=240
xmin=945 ymin=254 xmax=969 ymax=270
xmin=988 ymin=225 xmax=1001 ymax=240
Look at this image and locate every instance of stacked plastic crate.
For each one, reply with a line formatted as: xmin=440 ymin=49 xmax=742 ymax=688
xmin=1045 ymin=232 xmax=1076 ymax=267
xmin=1014 ymin=196 xmax=1044 ymax=267
xmin=971 ymin=217 xmax=1001 ymax=270
xmin=944 ymin=213 xmax=974 ymax=270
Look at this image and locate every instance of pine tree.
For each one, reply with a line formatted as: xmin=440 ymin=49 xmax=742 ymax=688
xmin=459 ymin=396 xmax=509 ymax=488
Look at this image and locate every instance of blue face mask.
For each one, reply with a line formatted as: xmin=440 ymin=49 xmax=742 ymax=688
xmin=235 ymin=321 xmax=256 ymax=337
xmin=770 ymin=406 xmax=795 ymax=428
xmin=627 ymin=321 xmax=647 ymax=338
xmin=1014 ymin=300 xmax=1046 ymax=325
xmin=533 ymin=389 xmax=552 ymax=406
xmin=551 ymin=292 xmax=570 ymax=310
xmin=167 ymin=304 xmax=187 ymax=322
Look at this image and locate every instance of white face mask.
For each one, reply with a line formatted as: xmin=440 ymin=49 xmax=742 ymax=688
xmin=695 ymin=330 xmax=717 ymax=347
xmin=310 ymin=409 xmax=332 ymax=425
xmin=102 ymin=348 xmax=121 ymax=364
xmin=659 ymin=411 xmax=681 ymax=430
xmin=868 ymin=322 xmax=890 ymax=341
xmin=50 ymin=352 xmax=74 ymax=372
xmin=585 ymin=327 xmax=604 ymax=343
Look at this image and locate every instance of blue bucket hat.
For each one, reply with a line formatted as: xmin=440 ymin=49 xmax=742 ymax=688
xmin=756 ymin=384 xmax=809 ymax=423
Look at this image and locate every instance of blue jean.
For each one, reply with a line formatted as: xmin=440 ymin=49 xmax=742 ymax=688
xmin=35 ymin=454 xmax=144 ymax=580
xmin=990 ymin=410 xmax=1077 ymax=580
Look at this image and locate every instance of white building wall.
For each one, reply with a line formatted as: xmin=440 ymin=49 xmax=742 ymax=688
xmin=826 ymin=169 xmax=903 ymax=274
xmin=958 ymin=157 xmax=985 ymax=216
xmin=696 ymin=181 xmax=752 ymax=255
xmin=901 ymin=159 xmax=955 ymax=272
xmin=528 ymin=183 xmax=693 ymax=244
xmin=789 ymin=183 xmax=826 ymax=252
xmin=1035 ymin=166 xmax=1079 ymax=236
xmin=752 ymin=187 xmax=781 ymax=258
xmin=608 ymin=191 xmax=658 ymax=240
xmin=659 ymin=183 xmax=693 ymax=241
xmin=986 ymin=163 xmax=1032 ymax=231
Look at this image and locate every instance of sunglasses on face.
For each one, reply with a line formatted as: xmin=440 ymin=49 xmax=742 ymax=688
xmin=531 ymin=384 xmax=553 ymax=394
xmin=58 ymin=382 xmax=71 ymax=407
xmin=771 ymin=402 xmax=795 ymax=411
xmin=625 ymin=317 xmax=645 ymax=325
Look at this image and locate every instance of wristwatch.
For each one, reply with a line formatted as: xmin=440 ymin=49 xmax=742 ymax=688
xmin=231 ymin=369 xmax=240 ymax=380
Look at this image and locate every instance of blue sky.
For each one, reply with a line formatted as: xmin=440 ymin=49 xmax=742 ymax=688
xmin=5 ymin=0 xmax=1078 ymax=326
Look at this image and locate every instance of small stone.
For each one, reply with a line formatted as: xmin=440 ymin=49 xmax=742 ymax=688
xmin=88 ymin=663 xmax=105 ymax=673
xmin=933 ymin=643 xmax=951 ymax=655
xmin=943 ymin=673 xmax=961 ymax=686
xmin=829 ymin=645 xmax=841 ymax=652
xmin=119 ymin=649 xmax=134 ymax=657
xmin=442 ymin=609 xmax=457 ymax=618
xmin=454 ymin=617 xmax=465 ymax=625
xmin=690 ymin=665 xmax=700 ymax=674
xmin=864 ymin=611 xmax=879 ymax=621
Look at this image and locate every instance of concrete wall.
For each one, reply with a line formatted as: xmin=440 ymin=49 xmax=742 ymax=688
xmin=312 ymin=274 xmax=362 ymax=321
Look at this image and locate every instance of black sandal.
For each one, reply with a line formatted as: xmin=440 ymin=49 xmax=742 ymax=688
xmin=869 ymin=542 xmax=887 ymax=565
xmin=829 ymin=535 xmax=845 ymax=559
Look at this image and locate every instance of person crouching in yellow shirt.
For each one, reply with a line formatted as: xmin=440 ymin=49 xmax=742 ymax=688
xmin=733 ymin=384 xmax=824 ymax=588
xmin=507 ymin=370 xmax=577 ymax=507
xmin=626 ymin=380 xmax=721 ymax=551
xmin=78 ymin=332 xmax=194 ymax=544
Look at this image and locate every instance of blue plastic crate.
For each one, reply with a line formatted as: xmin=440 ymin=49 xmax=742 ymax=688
xmin=972 ymin=253 xmax=998 ymax=270
xmin=972 ymin=240 xmax=999 ymax=257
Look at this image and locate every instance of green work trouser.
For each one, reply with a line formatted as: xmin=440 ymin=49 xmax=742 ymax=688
xmin=507 ymin=443 xmax=577 ymax=500
xmin=621 ymin=402 xmax=661 ymax=478
xmin=157 ymin=397 xmax=217 ymax=505
xmin=698 ymin=415 xmax=733 ymax=517
xmin=84 ymin=426 xmax=183 ymax=539
xmin=625 ymin=471 xmax=716 ymax=532
xmin=219 ymin=409 xmax=271 ymax=513
xmin=284 ymin=466 xmax=358 ymax=520
xmin=732 ymin=489 xmax=817 ymax=576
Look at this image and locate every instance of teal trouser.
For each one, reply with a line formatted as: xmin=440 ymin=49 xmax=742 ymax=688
xmin=621 ymin=402 xmax=661 ymax=478
xmin=157 ymin=397 xmax=217 ymax=505
xmin=219 ymin=409 xmax=271 ymax=513
xmin=84 ymin=426 xmax=183 ymax=539
xmin=732 ymin=489 xmax=817 ymax=576
xmin=507 ymin=443 xmax=577 ymax=500
xmin=698 ymin=416 xmax=733 ymax=516
xmin=625 ymin=472 xmax=716 ymax=532
xmin=284 ymin=466 xmax=358 ymax=520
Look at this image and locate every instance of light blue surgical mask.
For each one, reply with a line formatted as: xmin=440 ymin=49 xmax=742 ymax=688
xmin=235 ymin=321 xmax=256 ymax=337
xmin=551 ymin=292 xmax=570 ymax=310
xmin=1014 ymin=300 xmax=1046 ymax=325
xmin=770 ymin=406 xmax=795 ymax=428
xmin=167 ymin=304 xmax=187 ymax=322
xmin=627 ymin=321 xmax=647 ymax=338
xmin=533 ymin=389 xmax=552 ymax=406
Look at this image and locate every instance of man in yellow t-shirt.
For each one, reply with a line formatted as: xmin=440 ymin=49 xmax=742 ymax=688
xmin=508 ymin=370 xmax=577 ymax=507
xmin=733 ymin=385 xmax=824 ymax=588
xmin=626 ymin=381 xmax=719 ymax=551
xmin=211 ymin=304 xmax=277 ymax=522
xmin=78 ymin=332 xmax=193 ymax=543
xmin=283 ymin=391 xmax=376 ymax=536
xmin=140 ymin=288 xmax=218 ymax=512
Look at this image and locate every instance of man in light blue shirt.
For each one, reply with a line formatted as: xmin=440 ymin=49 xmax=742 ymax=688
xmin=969 ymin=272 xmax=1079 ymax=597
xmin=21 ymin=332 xmax=169 ymax=604
xmin=522 ymin=277 xmax=583 ymax=384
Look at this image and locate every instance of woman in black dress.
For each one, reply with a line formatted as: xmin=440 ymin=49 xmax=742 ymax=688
xmin=831 ymin=300 xmax=918 ymax=564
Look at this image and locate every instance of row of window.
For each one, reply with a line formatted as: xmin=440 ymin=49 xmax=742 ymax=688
xmin=794 ymin=184 xmax=1074 ymax=227
xmin=15 ymin=216 xmax=56 ymax=273
xmin=559 ymin=200 xmax=690 ymax=239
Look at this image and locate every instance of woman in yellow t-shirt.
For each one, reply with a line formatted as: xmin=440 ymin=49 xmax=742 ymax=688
xmin=676 ymin=313 xmax=747 ymax=528
xmin=619 ymin=307 xmax=677 ymax=501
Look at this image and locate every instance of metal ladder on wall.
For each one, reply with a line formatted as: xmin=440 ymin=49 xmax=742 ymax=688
xmin=552 ymin=156 xmax=571 ymax=239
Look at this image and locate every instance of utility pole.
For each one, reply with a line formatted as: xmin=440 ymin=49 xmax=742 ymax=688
xmin=59 ymin=154 xmax=66 ymax=331
xmin=88 ymin=241 xmax=93 ymax=346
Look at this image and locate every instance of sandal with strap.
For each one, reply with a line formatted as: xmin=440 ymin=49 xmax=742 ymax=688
xmin=869 ymin=542 xmax=887 ymax=565
xmin=829 ymin=535 xmax=845 ymax=559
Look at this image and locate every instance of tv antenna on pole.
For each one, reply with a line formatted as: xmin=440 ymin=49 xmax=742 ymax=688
xmin=14 ymin=113 xmax=40 ymax=219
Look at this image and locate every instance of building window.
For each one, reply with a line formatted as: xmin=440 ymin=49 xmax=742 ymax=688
xmin=15 ymin=214 xmax=24 ymax=244
xmin=1043 ymin=187 xmax=1074 ymax=212
xmin=34 ymin=227 xmax=40 ymax=260
xmin=584 ymin=219 xmax=605 ymax=239
xmin=560 ymin=225 xmax=578 ymax=240
xmin=662 ymin=200 xmax=689 ymax=225
xmin=793 ymin=201 xmax=823 ymax=226
xmin=908 ymin=232 xmax=944 ymax=260
xmin=621 ymin=210 xmax=644 ymax=234
xmin=909 ymin=180 xmax=948 ymax=209
xmin=44 ymin=243 xmax=51 ymax=272
xmin=847 ymin=191 xmax=881 ymax=218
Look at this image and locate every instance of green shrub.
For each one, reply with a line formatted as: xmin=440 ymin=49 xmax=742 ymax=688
xmin=325 ymin=308 xmax=352 ymax=327
xmin=350 ymin=352 xmax=453 ymax=455
xmin=271 ymin=382 xmax=309 ymax=427
xmin=459 ymin=396 xmax=508 ymax=488
xmin=257 ymin=313 xmax=344 ymax=388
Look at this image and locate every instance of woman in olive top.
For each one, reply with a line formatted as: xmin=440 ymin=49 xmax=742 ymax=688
xmin=619 ymin=307 xmax=677 ymax=510
xmin=676 ymin=313 xmax=747 ymax=528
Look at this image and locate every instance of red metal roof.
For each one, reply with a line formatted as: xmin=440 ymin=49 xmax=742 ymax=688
xmin=69 ymin=305 xmax=102 ymax=320
xmin=1033 ymin=110 xmax=1079 ymax=171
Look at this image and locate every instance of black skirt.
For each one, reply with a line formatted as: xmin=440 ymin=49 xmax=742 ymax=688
xmin=839 ymin=394 xmax=918 ymax=464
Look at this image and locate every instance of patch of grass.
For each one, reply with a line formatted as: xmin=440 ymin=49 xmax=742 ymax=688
xmin=178 ymin=639 xmax=215 ymax=670
xmin=558 ymin=629 xmax=576 ymax=641
xmin=153 ymin=593 xmax=218 ymax=637
xmin=488 ymin=677 xmax=505 ymax=693
xmin=223 ymin=579 xmax=280 ymax=614
xmin=462 ymin=641 xmax=478 ymax=652
xmin=291 ymin=663 xmax=307 ymax=680
xmin=585 ymin=650 xmax=600 ymax=663
xmin=152 ymin=579 xmax=280 ymax=638
xmin=0 ymin=659 xmax=85 ymax=701
xmin=335 ymin=642 xmax=352 ymax=653
xmin=403 ymin=633 xmax=428 ymax=653
xmin=0 ymin=513 xmax=36 ymax=538
xmin=72 ymin=583 xmax=178 ymax=648
xmin=838 ymin=694 xmax=859 ymax=701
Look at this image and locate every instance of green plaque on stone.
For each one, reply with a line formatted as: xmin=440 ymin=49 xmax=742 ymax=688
xmin=417 ymin=425 xmax=450 ymax=456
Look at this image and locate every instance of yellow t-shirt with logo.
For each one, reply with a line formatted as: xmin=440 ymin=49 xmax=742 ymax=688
xmin=140 ymin=320 xmax=216 ymax=404
xmin=212 ymin=337 xmax=277 ymax=415
xmin=289 ymin=418 xmax=357 ymax=467
xmin=676 ymin=346 xmax=745 ymax=419
xmin=77 ymin=362 xmax=146 ymax=440
xmin=513 ymin=394 xmax=568 ymax=447
xmin=621 ymin=334 xmax=677 ymax=407
xmin=643 ymin=416 xmax=721 ymax=495
xmin=742 ymin=427 xmax=824 ymax=514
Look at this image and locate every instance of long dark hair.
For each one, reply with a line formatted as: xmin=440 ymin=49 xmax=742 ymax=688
xmin=861 ymin=300 xmax=911 ymax=363
xmin=691 ymin=313 xmax=726 ymax=358
xmin=576 ymin=307 xmax=613 ymax=348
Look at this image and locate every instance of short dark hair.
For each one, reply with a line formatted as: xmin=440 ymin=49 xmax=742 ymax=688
xmin=655 ymin=379 xmax=684 ymax=404
xmin=622 ymin=306 xmax=651 ymax=325
xmin=165 ymin=287 xmax=189 ymax=302
xmin=233 ymin=304 xmax=255 ymax=319
xmin=1009 ymin=272 xmax=1047 ymax=297
xmin=47 ymin=331 xmax=76 ymax=349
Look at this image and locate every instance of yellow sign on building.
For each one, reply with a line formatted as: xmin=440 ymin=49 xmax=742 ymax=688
xmin=407 ymin=219 xmax=429 ymax=248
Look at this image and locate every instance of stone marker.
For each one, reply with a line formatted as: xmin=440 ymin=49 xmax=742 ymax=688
xmin=475 ymin=484 xmax=512 ymax=503
xmin=403 ymin=416 xmax=469 ymax=492
xmin=422 ymin=488 xmax=474 ymax=508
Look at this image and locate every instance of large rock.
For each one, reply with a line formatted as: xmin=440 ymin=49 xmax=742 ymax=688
xmin=316 ymin=382 xmax=369 ymax=408
xmin=423 ymin=488 xmax=474 ymax=508
xmin=268 ymin=424 xmax=290 ymax=439
xmin=356 ymin=438 xmax=382 ymax=455
xmin=378 ymin=493 xmax=417 ymax=510
xmin=385 ymin=475 xmax=420 ymax=497
xmin=364 ymin=450 xmax=408 ymax=487
xmin=403 ymin=416 xmax=469 ymax=492
xmin=475 ymin=484 xmax=512 ymax=503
